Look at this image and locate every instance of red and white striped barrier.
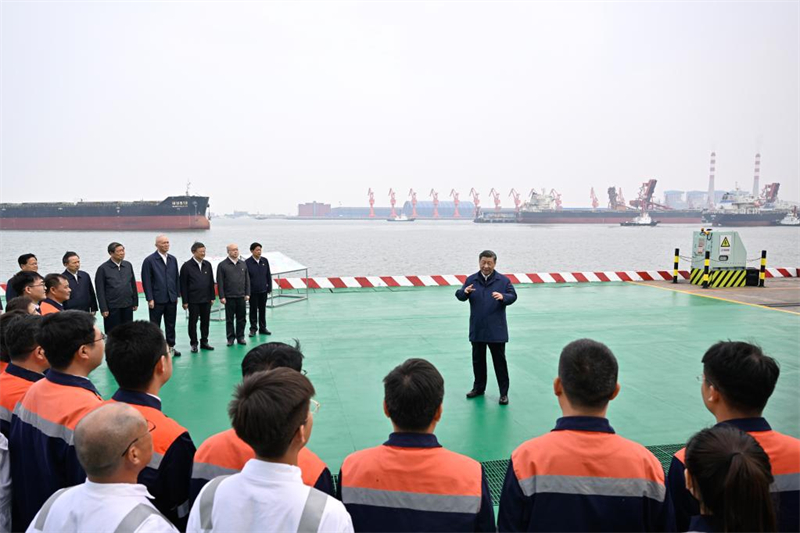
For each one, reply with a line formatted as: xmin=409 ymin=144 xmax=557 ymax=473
xmin=273 ymin=267 xmax=800 ymax=290
xmin=1 ymin=268 xmax=797 ymax=296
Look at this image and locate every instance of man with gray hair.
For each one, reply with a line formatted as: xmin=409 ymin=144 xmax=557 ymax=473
xmin=216 ymin=244 xmax=250 ymax=346
xmin=26 ymin=403 xmax=177 ymax=533
xmin=141 ymin=235 xmax=181 ymax=357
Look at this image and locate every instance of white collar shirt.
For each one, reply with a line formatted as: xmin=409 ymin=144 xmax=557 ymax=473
xmin=158 ymin=252 xmax=169 ymax=265
xmin=67 ymin=270 xmax=80 ymax=281
xmin=26 ymin=481 xmax=177 ymax=533
xmin=186 ymin=459 xmax=353 ymax=533
xmin=194 ymin=258 xmax=204 ymax=270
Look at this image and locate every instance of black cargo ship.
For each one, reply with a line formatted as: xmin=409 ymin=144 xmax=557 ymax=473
xmin=0 ymin=195 xmax=211 ymax=230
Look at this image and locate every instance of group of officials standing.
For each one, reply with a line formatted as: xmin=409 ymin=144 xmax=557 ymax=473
xmin=1 ymin=236 xmax=274 ymax=354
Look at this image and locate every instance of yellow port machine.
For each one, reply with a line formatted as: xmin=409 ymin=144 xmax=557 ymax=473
xmin=690 ymin=230 xmax=758 ymax=288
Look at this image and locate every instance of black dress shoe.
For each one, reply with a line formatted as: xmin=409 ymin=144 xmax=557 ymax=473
xmin=237 ymin=338 xmax=247 ymax=345
xmin=259 ymin=329 xmax=272 ymax=335
xmin=200 ymin=343 xmax=215 ymax=351
xmin=499 ymin=396 xmax=509 ymax=405
xmin=466 ymin=389 xmax=485 ymax=399
xmin=248 ymin=329 xmax=256 ymax=338
xmin=172 ymin=348 xmax=182 ymax=357
xmin=227 ymin=339 xmax=234 ymax=347
xmin=190 ymin=345 xmax=199 ymax=353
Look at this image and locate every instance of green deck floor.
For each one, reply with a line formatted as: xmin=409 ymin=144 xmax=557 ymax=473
xmin=88 ymin=282 xmax=800 ymax=478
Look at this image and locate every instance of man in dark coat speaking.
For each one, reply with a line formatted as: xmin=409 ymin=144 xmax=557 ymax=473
xmin=455 ymin=250 xmax=517 ymax=405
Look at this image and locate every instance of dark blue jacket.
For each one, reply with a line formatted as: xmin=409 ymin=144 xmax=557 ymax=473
xmin=4 ymin=277 xmax=17 ymax=302
xmin=62 ymin=270 xmax=98 ymax=313
xmin=455 ymin=271 xmax=517 ymax=343
xmin=245 ymin=256 xmax=272 ymax=294
xmin=141 ymin=252 xmax=180 ymax=304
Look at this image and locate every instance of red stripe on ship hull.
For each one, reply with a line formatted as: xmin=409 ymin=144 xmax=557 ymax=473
xmin=0 ymin=215 xmax=210 ymax=231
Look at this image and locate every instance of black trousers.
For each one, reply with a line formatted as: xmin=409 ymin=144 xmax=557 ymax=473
xmin=104 ymin=307 xmax=134 ymax=334
xmin=225 ymin=297 xmax=247 ymax=341
xmin=472 ymin=342 xmax=509 ymax=396
xmin=187 ymin=302 xmax=211 ymax=346
xmin=249 ymin=291 xmax=269 ymax=332
xmin=149 ymin=301 xmax=177 ymax=347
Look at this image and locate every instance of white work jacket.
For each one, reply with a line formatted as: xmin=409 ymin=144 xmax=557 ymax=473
xmin=26 ymin=481 xmax=177 ymax=533
xmin=187 ymin=458 xmax=353 ymax=533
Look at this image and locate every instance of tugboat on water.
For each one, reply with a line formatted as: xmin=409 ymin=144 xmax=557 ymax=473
xmin=620 ymin=212 xmax=659 ymax=227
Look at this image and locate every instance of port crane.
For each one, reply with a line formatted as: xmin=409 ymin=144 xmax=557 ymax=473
xmin=489 ymin=188 xmax=502 ymax=212
xmin=607 ymin=187 xmax=627 ymax=210
xmin=429 ymin=189 xmax=440 ymax=218
xmin=590 ymin=188 xmax=599 ymax=209
xmin=469 ymin=188 xmax=481 ymax=217
xmin=509 ymin=189 xmax=522 ymax=213
xmin=550 ymin=189 xmax=563 ymax=210
xmin=388 ymin=189 xmax=397 ymax=218
xmin=367 ymin=188 xmax=376 ymax=218
xmin=450 ymin=189 xmax=461 ymax=218
xmin=629 ymin=179 xmax=670 ymax=213
xmin=408 ymin=189 xmax=418 ymax=218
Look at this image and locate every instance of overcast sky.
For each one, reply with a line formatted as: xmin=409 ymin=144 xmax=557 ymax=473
xmin=1 ymin=1 xmax=797 ymax=214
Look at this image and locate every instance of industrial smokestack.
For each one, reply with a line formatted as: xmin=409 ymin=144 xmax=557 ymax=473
xmin=707 ymin=152 xmax=716 ymax=208
xmin=752 ymin=153 xmax=761 ymax=197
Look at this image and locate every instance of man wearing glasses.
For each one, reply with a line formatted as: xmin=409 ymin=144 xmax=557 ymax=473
xmin=105 ymin=321 xmax=196 ymax=530
xmin=26 ymin=403 xmax=177 ymax=533
xmin=190 ymin=342 xmax=334 ymax=503
xmin=187 ymin=368 xmax=351 ymax=533
xmin=8 ymin=311 xmax=105 ymax=531
xmin=8 ymin=271 xmax=46 ymax=313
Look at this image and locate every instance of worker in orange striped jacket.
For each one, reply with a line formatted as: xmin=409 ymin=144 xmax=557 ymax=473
xmin=667 ymin=341 xmax=799 ymax=532
xmin=338 ymin=358 xmax=495 ymax=532
xmin=498 ymin=339 xmax=674 ymax=532
xmin=9 ymin=311 xmax=105 ymax=531
xmin=105 ymin=321 xmax=196 ymax=530
xmin=190 ymin=341 xmax=334 ymax=503
xmin=39 ymin=274 xmax=71 ymax=315
xmin=0 ymin=314 xmax=47 ymax=437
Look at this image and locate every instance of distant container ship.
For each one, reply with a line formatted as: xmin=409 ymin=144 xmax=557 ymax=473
xmin=0 ymin=195 xmax=211 ymax=231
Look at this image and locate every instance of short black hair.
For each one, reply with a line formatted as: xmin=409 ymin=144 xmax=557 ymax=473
xmin=250 ymin=242 xmax=262 ymax=252
xmin=0 ymin=310 xmax=27 ymax=362
xmin=62 ymin=251 xmax=79 ymax=265
xmin=242 ymin=341 xmax=304 ymax=377
xmin=191 ymin=242 xmax=205 ymax=253
xmin=36 ymin=311 xmax=97 ymax=370
xmin=383 ymin=358 xmax=444 ymax=431
xmin=702 ymin=341 xmax=779 ymax=414
xmin=558 ymin=339 xmax=619 ymax=409
xmin=479 ymin=250 xmax=497 ymax=261
xmin=229 ymin=368 xmax=315 ymax=459
xmin=4 ymin=314 xmax=43 ymax=361
xmin=44 ymin=273 xmax=68 ymax=295
xmin=10 ymin=271 xmax=44 ymax=296
xmin=107 ymin=242 xmax=123 ymax=254
xmin=18 ymin=254 xmax=37 ymax=268
xmin=106 ymin=321 xmax=168 ymax=390
xmin=5 ymin=296 xmax=35 ymax=313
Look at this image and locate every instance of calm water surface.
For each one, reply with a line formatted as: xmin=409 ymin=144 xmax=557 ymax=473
xmin=1 ymin=219 xmax=798 ymax=279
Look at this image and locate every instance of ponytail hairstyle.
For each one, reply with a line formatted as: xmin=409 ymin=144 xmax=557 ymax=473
xmin=685 ymin=425 xmax=777 ymax=532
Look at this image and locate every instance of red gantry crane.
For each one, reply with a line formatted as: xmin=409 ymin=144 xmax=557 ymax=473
xmin=590 ymin=188 xmax=599 ymax=209
xmin=408 ymin=189 xmax=418 ymax=218
xmin=489 ymin=188 xmax=502 ymax=212
xmin=450 ymin=189 xmax=461 ymax=218
xmin=469 ymin=188 xmax=481 ymax=218
xmin=550 ymin=189 xmax=562 ymax=210
xmin=367 ymin=188 xmax=375 ymax=218
xmin=388 ymin=188 xmax=397 ymax=218
xmin=429 ymin=189 xmax=440 ymax=218
xmin=509 ymin=188 xmax=522 ymax=213
xmin=629 ymin=179 xmax=669 ymax=213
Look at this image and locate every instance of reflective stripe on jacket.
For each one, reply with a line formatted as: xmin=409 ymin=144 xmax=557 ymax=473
xmin=190 ymin=428 xmax=332 ymax=503
xmin=498 ymin=416 xmax=674 ymax=532
xmin=109 ymin=390 xmax=196 ymax=529
xmin=9 ymin=370 xmax=102 ymax=531
xmin=0 ymin=363 xmax=44 ymax=437
xmin=339 ymin=432 xmax=495 ymax=532
xmin=668 ymin=417 xmax=800 ymax=532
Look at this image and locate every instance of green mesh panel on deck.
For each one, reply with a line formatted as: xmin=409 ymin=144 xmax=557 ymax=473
xmin=331 ymin=443 xmax=683 ymax=503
